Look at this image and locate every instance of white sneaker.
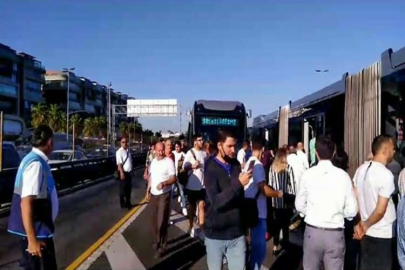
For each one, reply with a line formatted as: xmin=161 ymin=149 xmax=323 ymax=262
xmin=178 ymin=196 xmax=181 ymax=203
xmin=169 ymin=220 xmax=174 ymax=225
xmin=182 ymin=208 xmax=188 ymax=216
xmin=190 ymin=227 xmax=195 ymax=238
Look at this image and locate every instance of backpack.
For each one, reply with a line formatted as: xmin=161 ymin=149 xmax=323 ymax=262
xmin=241 ymin=190 xmax=261 ymax=228
xmin=178 ymin=150 xmax=197 ymax=186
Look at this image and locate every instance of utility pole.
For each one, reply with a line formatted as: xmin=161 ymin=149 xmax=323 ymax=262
xmin=72 ymin=122 xmax=75 ymax=160
xmin=63 ymin=67 xmax=75 ymax=142
xmin=107 ymin=82 xmax=112 ymax=152
xmin=179 ymin=104 xmax=182 ymax=133
xmin=0 ymin=111 xmax=3 ymax=172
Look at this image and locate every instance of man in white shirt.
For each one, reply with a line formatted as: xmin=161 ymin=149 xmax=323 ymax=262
xmin=116 ymin=137 xmax=133 ymax=209
xmin=237 ymin=141 xmax=249 ymax=167
xmin=244 ymin=140 xmax=282 ymax=270
xmin=287 ymin=144 xmax=305 ymax=191
xmin=184 ymin=134 xmax=207 ymax=237
xmin=8 ymin=125 xmax=59 ymax=270
xmin=172 ymin=141 xmax=187 ymax=216
xmin=147 ymin=142 xmax=176 ymax=258
xmin=353 ymin=135 xmax=396 ymax=270
xmin=399 ymin=168 xmax=405 ymax=199
xmin=295 ymin=136 xmax=357 ymax=270
xmin=296 ymin=142 xmax=309 ymax=170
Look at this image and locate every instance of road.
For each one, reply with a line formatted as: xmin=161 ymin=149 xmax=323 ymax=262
xmin=0 ymin=169 xmax=147 ymax=269
xmin=0 ymin=168 xmax=303 ymax=270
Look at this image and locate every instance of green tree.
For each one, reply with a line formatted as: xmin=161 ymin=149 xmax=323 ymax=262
xmin=128 ymin=122 xmax=136 ymax=141
xmin=31 ymin=103 xmax=48 ymax=128
xmin=83 ymin=117 xmax=98 ymax=137
xmin=70 ymin=114 xmax=82 ymax=137
xmin=48 ymin=104 xmax=66 ymax=132
xmin=143 ymin=129 xmax=154 ymax=136
xmin=119 ymin=122 xmax=129 ymax=138
xmin=95 ymin=116 xmax=107 ymax=138
xmin=155 ymin=131 xmax=162 ymax=138
xmin=135 ymin=122 xmax=143 ymax=133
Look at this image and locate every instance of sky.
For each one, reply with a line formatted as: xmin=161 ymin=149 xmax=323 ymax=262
xmin=1 ymin=0 xmax=405 ymax=133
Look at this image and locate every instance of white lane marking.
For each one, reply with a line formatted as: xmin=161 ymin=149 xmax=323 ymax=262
xmin=105 ymin=234 xmax=145 ymax=270
xmin=78 ymin=204 xmax=147 ymax=270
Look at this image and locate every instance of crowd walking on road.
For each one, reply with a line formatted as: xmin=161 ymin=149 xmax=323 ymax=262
xmin=13 ymin=125 xmax=405 ymax=270
xmin=142 ymin=128 xmax=405 ymax=270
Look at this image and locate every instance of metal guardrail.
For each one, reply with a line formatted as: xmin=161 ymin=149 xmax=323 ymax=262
xmin=0 ymin=153 xmax=146 ymax=207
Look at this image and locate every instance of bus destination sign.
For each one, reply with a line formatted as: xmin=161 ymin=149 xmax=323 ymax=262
xmin=201 ymin=117 xmax=239 ymax=126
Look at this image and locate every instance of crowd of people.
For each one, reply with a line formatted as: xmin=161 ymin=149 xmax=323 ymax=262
xmin=10 ymin=124 xmax=405 ymax=270
xmin=144 ymin=130 xmax=405 ymax=270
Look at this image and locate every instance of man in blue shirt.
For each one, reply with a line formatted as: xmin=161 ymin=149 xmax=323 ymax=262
xmin=8 ymin=125 xmax=58 ymax=270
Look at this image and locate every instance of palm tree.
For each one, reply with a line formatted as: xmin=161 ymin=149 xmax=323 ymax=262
xmin=95 ymin=117 xmax=107 ymax=138
xmin=155 ymin=131 xmax=162 ymax=138
xmin=48 ymin=104 xmax=65 ymax=132
xmin=128 ymin=123 xmax=136 ymax=142
xmin=31 ymin=103 xmax=48 ymax=128
xmin=70 ymin=114 xmax=82 ymax=137
xmin=119 ymin=122 xmax=129 ymax=138
xmin=143 ymin=129 xmax=154 ymax=136
xmin=83 ymin=117 xmax=98 ymax=138
xmin=135 ymin=122 xmax=143 ymax=133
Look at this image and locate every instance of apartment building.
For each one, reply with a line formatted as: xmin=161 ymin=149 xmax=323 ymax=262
xmin=0 ymin=43 xmax=45 ymax=126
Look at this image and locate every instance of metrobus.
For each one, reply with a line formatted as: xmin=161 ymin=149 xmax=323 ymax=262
xmin=187 ymin=100 xmax=249 ymax=148
xmin=253 ymin=45 xmax=405 ymax=176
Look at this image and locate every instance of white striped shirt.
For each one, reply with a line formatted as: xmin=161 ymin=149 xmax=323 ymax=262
xmin=269 ymin=165 xmax=296 ymax=209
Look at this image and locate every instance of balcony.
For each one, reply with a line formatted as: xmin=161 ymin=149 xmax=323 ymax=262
xmin=33 ymin=60 xmax=45 ymax=71
xmin=85 ymin=104 xmax=96 ymax=114
xmin=24 ymin=89 xmax=43 ymax=103
xmin=70 ymin=101 xmax=81 ymax=111
xmin=25 ymin=69 xmax=44 ymax=82
xmin=0 ymin=82 xmax=18 ymax=98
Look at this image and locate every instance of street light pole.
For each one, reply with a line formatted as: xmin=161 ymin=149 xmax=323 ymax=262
xmin=107 ymin=82 xmax=112 ymax=148
xmin=64 ymin=67 xmax=75 ymax=141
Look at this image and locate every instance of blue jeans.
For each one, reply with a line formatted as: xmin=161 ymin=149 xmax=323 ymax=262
xmin=250 ymin=218 xmax=267 ymax=270
xmin=205 ymin=235 xmax=246 ymax=270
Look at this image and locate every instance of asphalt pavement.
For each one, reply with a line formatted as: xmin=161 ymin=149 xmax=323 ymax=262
xmin=0 ymin=168 xmax=304 ymax=270
xmin=0 ymin=169 xmax=147 ymax=270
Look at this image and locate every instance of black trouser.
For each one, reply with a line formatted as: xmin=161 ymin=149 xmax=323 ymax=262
xmin=119 ymin=172 xmax=132 ymax=207
xmin=19 ymin=237 xmax=57 ymax=270
xmin=272 ymin=208 xmax=293 ymax=247
xmin=359 ymin=235 xmax=394 ymax=270
xmin=185 ymin=189 xmax=205 ymax=224
xmin=150 ymin=192 xmax=171 ymax=251
xmin=344 ymin=219 xmax=360 ymax=270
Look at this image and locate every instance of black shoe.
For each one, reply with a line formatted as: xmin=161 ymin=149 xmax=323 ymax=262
xmin=126 ymin=204 xmax=133 ymax=210
xmin=158 ymin=248 xmax=166 ymax=257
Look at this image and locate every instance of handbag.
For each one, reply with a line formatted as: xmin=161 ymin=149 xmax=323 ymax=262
xmin=115 ymin=151 xmax=130 ymax=180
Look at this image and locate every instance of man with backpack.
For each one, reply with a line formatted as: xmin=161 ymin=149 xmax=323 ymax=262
xmin=183 ymin=134 xmax=207 ymax=238
xmin=244 ymin=140 xmax=283 ymax=270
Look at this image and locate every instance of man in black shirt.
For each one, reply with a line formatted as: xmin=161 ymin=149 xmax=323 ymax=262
xmin=204 ymin=130 xmax=251 ymax=270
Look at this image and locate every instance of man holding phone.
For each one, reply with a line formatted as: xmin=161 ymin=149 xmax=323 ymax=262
xmin=147 ymin=142 xmax=177 ymax=258
xmin=204 ymin=130 xmax=252 ymax=270
xmin=244 ymin=140 xmax=283 ymax=270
